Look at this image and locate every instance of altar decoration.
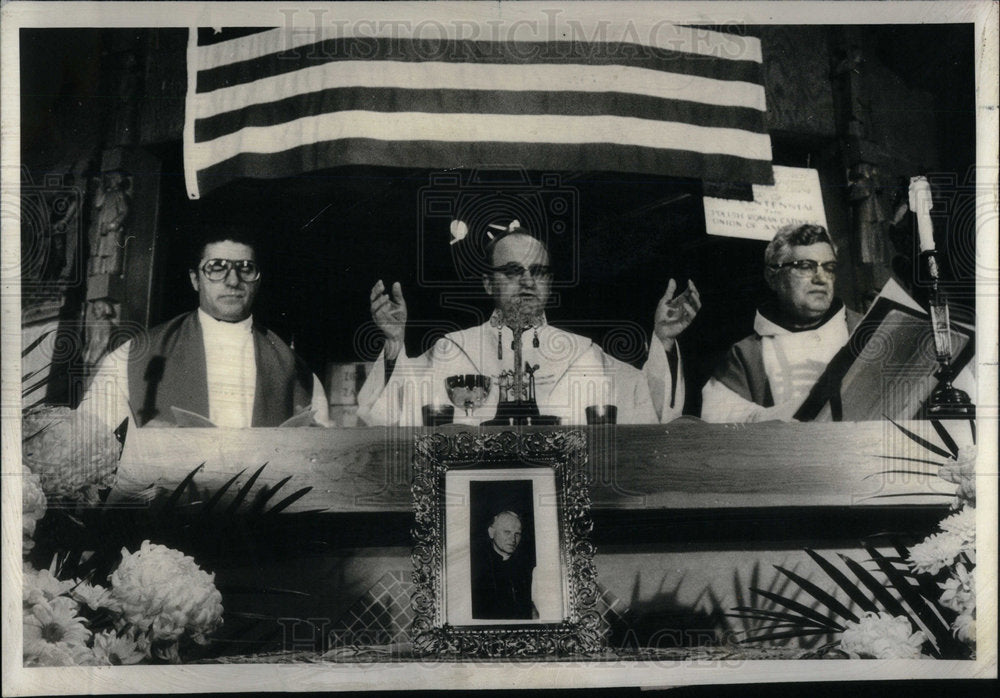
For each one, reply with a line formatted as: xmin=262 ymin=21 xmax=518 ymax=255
xmin=728 ymin=419 xmax=976 ymax=659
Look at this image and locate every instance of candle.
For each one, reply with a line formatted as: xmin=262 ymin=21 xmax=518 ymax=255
xmin=908 ymin=176 xmax=935 ymax=252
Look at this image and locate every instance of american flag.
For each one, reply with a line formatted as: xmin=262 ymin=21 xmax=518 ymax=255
xmin=184 ymin=10 xmax=772 ymax=199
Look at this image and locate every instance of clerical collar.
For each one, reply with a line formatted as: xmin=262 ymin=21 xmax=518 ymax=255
xmin=757 ymin=297 xmax=845 ymax=333
xmin=489 ymin=309 xmax=547 ymax=331
xmin=197 ymin=308 xmax=253 ymax=335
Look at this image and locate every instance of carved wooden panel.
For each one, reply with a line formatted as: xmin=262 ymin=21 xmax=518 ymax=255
xmin=759 ymin=26 xmax=837 ymax=137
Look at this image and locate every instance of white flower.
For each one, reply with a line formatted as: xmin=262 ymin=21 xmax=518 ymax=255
xmin=939 ymin=446 xmax=976 ymax=507
xmin=110 ymin=540 xmax=223 ymax=644
xmin=939 ymin=506 xmax=975 ymax=556
xmin=71 ymin=580 xmax=119 ymax=613
xmin=22 ymin=465 xmax=48 ymax=554
xmin=92 ymin=630 xmax=149 ymax=665
xmin=938 ymin=563 xmax=975 ymax=616
xmin=952 ymin=613 xmax=975 ymax=643
xmin=839 ymin=612 xmax=926 ymax=659
xmin=907 ymin=531 xmax=965 ymax=575
xmin=23 ymin=563 xmax=77 ymax=607
xmin=23 ymin=596 xmax=93 ymax=667
xmin=22 ymin=406 xmax=120 ymax=501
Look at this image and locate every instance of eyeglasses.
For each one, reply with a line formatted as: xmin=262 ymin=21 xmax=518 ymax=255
xmin=769 ymin=259 xmax=838 ymax=277
xmin=200 ymin=259 xmax=260 ymax=282
xmin=492 ymin=263 xmax=553 ymax=280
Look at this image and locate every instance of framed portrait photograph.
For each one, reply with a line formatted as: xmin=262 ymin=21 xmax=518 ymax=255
xmin=411 ymin=430 xmax=602 ymax=657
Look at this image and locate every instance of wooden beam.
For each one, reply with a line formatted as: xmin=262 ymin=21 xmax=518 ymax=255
xmin=113 ymin=420 xmax=959 ymax=514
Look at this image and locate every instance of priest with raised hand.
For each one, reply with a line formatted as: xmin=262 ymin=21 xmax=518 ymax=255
xmin=357 ymin=220 xmax=700 ymax=426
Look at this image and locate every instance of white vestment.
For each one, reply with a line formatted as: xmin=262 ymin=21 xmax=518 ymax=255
xmin=358 ymin=317 xmax=684 ymax=426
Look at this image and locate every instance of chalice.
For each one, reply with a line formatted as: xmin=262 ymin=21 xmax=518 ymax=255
xmin=445 ymin=374 xmax=492 ymax=417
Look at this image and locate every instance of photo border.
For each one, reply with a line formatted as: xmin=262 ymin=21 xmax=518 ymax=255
xmin=411 ymin=429 xmax=602 ymax=658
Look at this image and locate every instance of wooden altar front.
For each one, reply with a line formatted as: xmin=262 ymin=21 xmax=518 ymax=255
xmin=112 ymin=420 xmax=960 ymax=656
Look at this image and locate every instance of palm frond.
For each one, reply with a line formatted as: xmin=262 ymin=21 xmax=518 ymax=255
xmin=928 ymin=419 xmax=961 ymax=459
xmin=249 ymin=476 xmax=294 ymax=515
xmin=836 ymin=553 xmax=912 ymax=622
xmin=878 ymin=455 xmax=948 ymax=466
xmin=804 ymin=549 xmax=883 ymax=615
xmin=862 ymin=543 xmax=963 ymax=657
xmin=215 ymin=584 xmax=312 ymax=597
xmin=200 ymin=469 xmax=248 ymax=517
xmin=748 ymin=587 xmax=843 ymax=629
xmin=161 ymin=463 xmax=206 ymax=511
xmin=224 ymin=463 xmax=268 ymax=516
xmin=727 ymin=608 xmax=830 ymax=628
xmin=774 ymin=565 xmax=858 ymax=624
xmin=22 ymin=329 xmax=58 ymax=357
xmin=885 ymin=416 xmax=953 ymax=460
xmin=263 ymin=487 xmax=313 ymax=516
xmin=739 ymin=628 xmax=835 ymax=642
xmin=863 ymin=469 xmax=939 ymax=480
xmin=862 ymin=492 xmax=955 ymax=501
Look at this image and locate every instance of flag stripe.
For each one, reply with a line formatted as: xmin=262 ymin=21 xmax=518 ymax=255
xmin=195 ymin=22 xmax=762 ymax=70
xmin=196 ymin=139 xmax=772 ymax=195
xmin=189 ymin=111 xmax=772 ymax=174
xmin=185 ymin=22 xmax=773 ymax=200
xmin=192 ymin=60 xmax=766 ymax=120
xmin=196 ymin=37 xmax=763 ymax=95
xmin=195 ymin=87 xmax=766 ymax=144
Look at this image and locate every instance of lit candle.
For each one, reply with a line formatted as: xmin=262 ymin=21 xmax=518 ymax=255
xmin=908 ymin=176 xmax=935 ymax=252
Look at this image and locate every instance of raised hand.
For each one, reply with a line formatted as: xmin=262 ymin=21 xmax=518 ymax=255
xmin=370 ymin=279 xmax=407 ymax=360
xmin=653 ymin=279 xmax=702 ymax=350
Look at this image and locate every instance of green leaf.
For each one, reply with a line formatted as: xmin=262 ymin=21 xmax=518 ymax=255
xmin=805 ymin=549 xmax=878 ymax=615
xmin=886 ymin=416 xmax=953 ymax=460
xmin=774 ymin=565 xmax=856 ymax=625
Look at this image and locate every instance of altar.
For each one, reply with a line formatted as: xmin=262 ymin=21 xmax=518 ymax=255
xmin=108 ymin=419 xmax=961 ymax=659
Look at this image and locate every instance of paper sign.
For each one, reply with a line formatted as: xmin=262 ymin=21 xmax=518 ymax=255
xmin=703 ymin=166 xmax=828 ymax=241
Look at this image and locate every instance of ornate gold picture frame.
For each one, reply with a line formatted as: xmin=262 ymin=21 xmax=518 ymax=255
xmin=411 ymin=430 xmax=602 ymax=658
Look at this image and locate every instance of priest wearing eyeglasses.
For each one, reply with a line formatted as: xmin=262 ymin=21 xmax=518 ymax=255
xmin=357 ymin=220 xmax=701 ymax=426
xmin=701 ymin=223 xmax=862 ymax=423
xmin=79 ymin=227 xmax=330 ymax=429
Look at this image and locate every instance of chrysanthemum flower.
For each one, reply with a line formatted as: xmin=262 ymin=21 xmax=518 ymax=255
xmin=110 ymin=540 xmax=223 ymax=644
xmin=22 ymin=466 xmax=47 ymax=553
xmin=92 ymin=630 xmax=149 ymax=665
xmin=71 ymin=580 xmax=119 ymax=613
xmin=22 ymin=406 xmax=119 ymax=501
xmin=23 ymin=563 xmax=77 ymax=607
xmin=21 ymin=465 xmax=48 ymax=524
xmin=907 ymin=530 xmax=966 ymax=575
xmin=952 ymin=613 xmax=975 ymax=643
xmin=839 ymin=612 xmax=926 ymax=659
xmin=939 ymin=506 xmax=975 ymax=552
xmin=23 ymin=597 xmax=93 ymax=667
xmin=939 ymin=446 xmax=976 ymax=508
xmin=939 ymin=563 xmax=975 ymax=616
